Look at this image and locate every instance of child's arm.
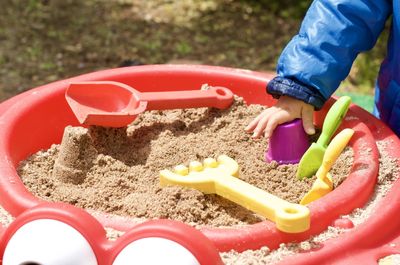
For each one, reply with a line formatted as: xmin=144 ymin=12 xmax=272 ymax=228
xmin=247 ymin=0 xmax=390 ymax=138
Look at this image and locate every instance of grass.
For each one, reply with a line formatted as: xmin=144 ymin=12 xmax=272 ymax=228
xmin=0 ymin=0 xmax=389 ymax=104
xmin=335 ymin=91 xmax=374 ymax=113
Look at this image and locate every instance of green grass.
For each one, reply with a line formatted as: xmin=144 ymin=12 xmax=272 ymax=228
xmin=335 ymin=91 xmax=374 ymax=113
xmin=0 ymin=0 xmax=389 ymax=103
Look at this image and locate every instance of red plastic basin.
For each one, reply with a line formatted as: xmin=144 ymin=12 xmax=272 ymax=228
xmin=0 ymin=65 xmax=381 ymax=252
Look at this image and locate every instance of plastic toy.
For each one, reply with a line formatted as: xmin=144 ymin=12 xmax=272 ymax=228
xmin=65 ymin=81 xmax=234 ymax=127
xmin=277 ymin=136 xmax=400 ymax=265
xmin=0 ymin=202 xmax=223 ymax=265
xmin=297 ymin=96 xmax=351 ymax=179
xmin=265 ymin=119 xmax=310 ymax=164
xmin=300 ymin=128 xmax=354 ymax=205
xmin=160 ymin=155 xmax=310 ymax=233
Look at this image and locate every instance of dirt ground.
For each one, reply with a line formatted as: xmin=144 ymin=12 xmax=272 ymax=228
xmin=0 ymin=0 xmax=385 ymax=102
xmin=0 ymin=0 xmax=303 ymax=101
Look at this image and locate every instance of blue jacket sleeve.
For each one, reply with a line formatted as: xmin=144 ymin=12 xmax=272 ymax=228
xmin=267 ymin=0 xmax=391 ymax=109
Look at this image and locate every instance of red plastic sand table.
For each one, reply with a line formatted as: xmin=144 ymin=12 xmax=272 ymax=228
xmin=0 ymin=65 xmax=397 ymax=264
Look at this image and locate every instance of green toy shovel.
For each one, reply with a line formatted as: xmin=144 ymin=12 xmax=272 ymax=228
xmin=296 ymin=96 xmax=351 ymax=179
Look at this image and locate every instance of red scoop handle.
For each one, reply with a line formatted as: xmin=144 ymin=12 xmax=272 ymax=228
xmin=139 ymin=86 xmax=233 ymax=110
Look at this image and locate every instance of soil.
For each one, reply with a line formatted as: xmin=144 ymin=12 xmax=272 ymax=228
xmin=18 ymin=96 xmax=352 ymax=228
xmin=0 ymin=0 xmax=383 ymax=104
xmin=0 ymin=0 xmax=304 ymax=102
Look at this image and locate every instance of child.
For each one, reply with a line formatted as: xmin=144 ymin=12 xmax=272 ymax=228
xmin=245 ymin=0 xmax=400 ymax=138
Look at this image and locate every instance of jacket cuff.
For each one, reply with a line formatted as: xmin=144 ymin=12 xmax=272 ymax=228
xmin=267 ymin=76 xmax=326 ymax=110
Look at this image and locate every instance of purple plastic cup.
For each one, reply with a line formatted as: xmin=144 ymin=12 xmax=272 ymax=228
xmin=265 ymin=119 xmax=310 ymax=164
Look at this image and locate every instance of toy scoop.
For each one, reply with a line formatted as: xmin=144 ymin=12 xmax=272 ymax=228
xmin=296 ymin=96 xmax=351 ymax=179
xmin=160 ymin=155 xmax=310 ymax=233
xmin=300 ymin=128 xmax=354 ymax=205
xmin=65 ymin=81 xmax=234 ymax=127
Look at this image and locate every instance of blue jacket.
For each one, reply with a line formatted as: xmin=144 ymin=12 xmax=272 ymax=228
xmin=267 ymin=0 xmax=400 ymax=136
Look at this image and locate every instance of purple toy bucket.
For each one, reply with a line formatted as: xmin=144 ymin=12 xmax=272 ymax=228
xmin=265 ymin=119 xmax=310 ymax=164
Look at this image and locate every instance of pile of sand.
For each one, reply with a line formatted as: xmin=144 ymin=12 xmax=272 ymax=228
xmin=8 ymin=96 xmax=387 ymax=264
xmin=18 ymin=97 xmax=351 ymax=227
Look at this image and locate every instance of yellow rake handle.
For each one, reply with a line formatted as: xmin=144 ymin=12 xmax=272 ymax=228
xmin=160 ymin=155 xmax=310 ymax=233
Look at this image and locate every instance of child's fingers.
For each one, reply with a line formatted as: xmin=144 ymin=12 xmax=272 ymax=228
xmin=245 ymin=111 xmax=265 ymax=132
xmin=251 ymin=110 xmax=274 ymax=138
xmin=263 ymin=111 xmax=291 ymax=139
xmin=246 ymin=108 xmax=274 ymax=134
xmin=301 ymin=107 xmax=315 ymax=135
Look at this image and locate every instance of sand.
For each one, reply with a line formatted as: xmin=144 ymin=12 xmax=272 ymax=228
xmin=18 ymin=97 xmax=351 ymax=227
xmin=6 ymin=95 xmax=396 ymax=264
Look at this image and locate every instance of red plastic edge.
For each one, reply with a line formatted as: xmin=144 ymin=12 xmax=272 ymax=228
xmin=274 ymin=103 xmax=400 ymax=264
xmin=0 ymin=202 xmax=106 ymax=264
xmin=0 ymin=203 xmax=222 ymax=265
xmin=110 ymin=219 xmax=223 ymax=265
xmin=0 ymin=65 xmax=380 ymax=253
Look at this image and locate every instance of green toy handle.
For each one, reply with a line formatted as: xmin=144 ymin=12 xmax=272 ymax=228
xmin=316 ymin=96 xmax=351 ymax=147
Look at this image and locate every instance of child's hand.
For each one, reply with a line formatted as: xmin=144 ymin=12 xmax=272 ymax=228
xmin=245 ymin=95 xmax=315 ymax=139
